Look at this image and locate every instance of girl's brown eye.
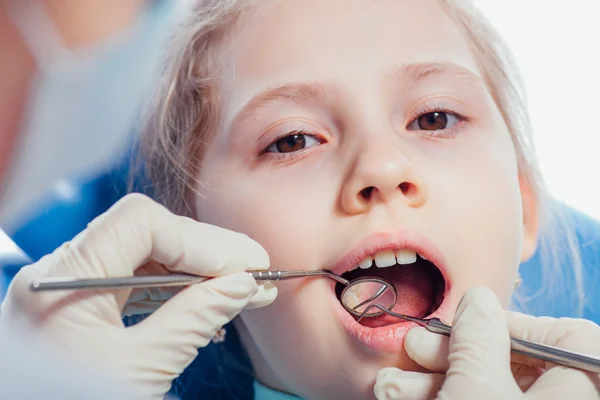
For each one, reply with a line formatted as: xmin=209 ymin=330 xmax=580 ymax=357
xmin=276 ymin=134 xmax=306 ymax=153
xmin=418 ymin=112 xmax=449 ymax=130
xmin=266 ymin=133 xmax=321 ymax=154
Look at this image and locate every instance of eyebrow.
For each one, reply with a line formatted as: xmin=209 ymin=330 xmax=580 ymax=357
xmin=229 ymin=62 xmax=482 ymax=131
xmin=392 ymin=61 xmax=483 ymax=86
xmin=229 ymin=82 xmax=335 ymax=132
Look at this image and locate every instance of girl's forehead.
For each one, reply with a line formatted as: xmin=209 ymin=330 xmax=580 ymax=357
xmin=221 ymin=0 xmax=482 ymax=122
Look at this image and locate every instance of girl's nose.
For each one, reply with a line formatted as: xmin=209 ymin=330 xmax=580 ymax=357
xmin=340 ymin=140 xmax=427 ymax=215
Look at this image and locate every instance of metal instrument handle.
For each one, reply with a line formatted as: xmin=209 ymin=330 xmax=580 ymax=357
xmin=29 ymin=274 xmax=208 ymax=291
xmin=426 ymin=317 xmax=453 ymax=336
xmin=424 ymin=318 xmax=600 ymax=374
xmin=29 ymin=269 xmax=349 ymax=291
xmin=511 ymin=337 xmax=600 ymax=374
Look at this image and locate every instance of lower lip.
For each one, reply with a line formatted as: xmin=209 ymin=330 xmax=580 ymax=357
xmin=330 ymin=283 xmax=449 ymax=353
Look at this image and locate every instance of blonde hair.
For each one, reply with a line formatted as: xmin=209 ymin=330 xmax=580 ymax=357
xmin=139 ymin=0 xmax=585 ymax=316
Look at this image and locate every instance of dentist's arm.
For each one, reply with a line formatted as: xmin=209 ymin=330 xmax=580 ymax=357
xmin=375 ymin=287 xmax=600 ymax=400
xmin=0 ymin=194 xmax=277 ymax=399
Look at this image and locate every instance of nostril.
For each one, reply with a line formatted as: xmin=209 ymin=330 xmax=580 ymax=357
xmin=399 ymin=182 xmax=414 ymax=196
xmin=358 ymin=183 xmax=420 ymax=204
xmin=360 ymin=186 xmax=374 ymax=200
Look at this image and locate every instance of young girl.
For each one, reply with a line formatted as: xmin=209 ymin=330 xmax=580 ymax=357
xmin=137 ymin=0 xmax=585 ymax=398
xmin=5 ymin=1 xmax=593 ymax=400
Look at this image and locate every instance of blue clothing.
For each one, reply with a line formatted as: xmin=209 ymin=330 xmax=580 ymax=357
xmin=254 ymin=381 xmax=300 ymax=400
xmin=518 ymin=206 xmax=600 ymax=320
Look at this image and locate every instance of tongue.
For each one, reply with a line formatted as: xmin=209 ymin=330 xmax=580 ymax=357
xmin=359 ymin=264 xmax=436 ymax=328
xmin=392 ymin=265 xmax=436 ymax=316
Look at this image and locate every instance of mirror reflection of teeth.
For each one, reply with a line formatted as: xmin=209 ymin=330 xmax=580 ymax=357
xmin=352 ymin=250 xmax=420 ymax=271
xmin=342 ymin=290 xmax=360 ymax=309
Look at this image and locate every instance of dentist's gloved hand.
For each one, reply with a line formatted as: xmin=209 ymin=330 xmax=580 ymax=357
xmin=0 ymin=194 xmax=277 ymax=399
xmin=375 ymin=287 xmax=600 ymax=400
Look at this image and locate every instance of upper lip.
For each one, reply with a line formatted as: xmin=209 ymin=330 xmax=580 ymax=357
xmin=329 ymin=230 xmax=448 ymax=279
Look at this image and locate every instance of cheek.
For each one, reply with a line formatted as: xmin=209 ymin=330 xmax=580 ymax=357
xmin=238 ymin=281 xmax=344 ymax=385
xmin=196 ymin=165 xmax=399 ymax=395
xmin=196 ymin=166 xmax=331 ymax=266
xmin=425 ymin=131 xmax=523 ymax=308
xmin=196 ymin=173 xmax=369 ymax=395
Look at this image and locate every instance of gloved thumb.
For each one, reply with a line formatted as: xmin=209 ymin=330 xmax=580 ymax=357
xmin=404 ymin=327 xmax=449 ymax=373
xmin=439 ymin=286 xmax=521 ymax=399
xmin=374 ymin=368 xmax=444 ymax=400
xmin=373 ymin=328 xmax=448 ymax=399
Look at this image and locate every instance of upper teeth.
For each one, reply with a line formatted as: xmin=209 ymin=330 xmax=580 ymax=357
xmin=353 ymin=250 xmax=419 ymax=271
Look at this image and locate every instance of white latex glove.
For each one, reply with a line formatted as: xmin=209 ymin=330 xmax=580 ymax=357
xmin=0 ymin=193 xmax=277 ymax=399
xmin=375 ymin=287 xmax=600 ymax=400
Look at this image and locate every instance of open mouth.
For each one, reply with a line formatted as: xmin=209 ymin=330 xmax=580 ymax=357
xmin=334 ymin=250 xmax=446 ymax=328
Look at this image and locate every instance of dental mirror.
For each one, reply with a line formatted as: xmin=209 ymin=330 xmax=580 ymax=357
xmin=340 ymin=277 xmax=397 ymax=318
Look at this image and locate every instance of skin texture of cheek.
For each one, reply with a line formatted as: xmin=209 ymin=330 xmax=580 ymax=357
xmin=420 ymin=133 xmax=524 ymax=316
xmin=237 ymin=282 xmax=389 ymax=398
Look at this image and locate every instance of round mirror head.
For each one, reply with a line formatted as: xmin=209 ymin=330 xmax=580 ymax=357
xmin=340 ymin=277 xmax=397 ymax=318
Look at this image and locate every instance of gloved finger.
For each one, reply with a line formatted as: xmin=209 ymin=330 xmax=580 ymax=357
xmin=124 ymin=264 xmax=278 ymax=317
xmin=246 ymin=281 xmax=278 ymax=309
xmin=124 ymin=279 xmax=278 ymax=317
xmin=374 ymin=368 xmax=444 ymax=400
xmin=128 ymin=272 xmax=260 ymax=374
xmin=52 ymin=193 xmax=270 ymax=281
xmin=506 ymin=311 xmax=600 ymax=369
xmin=47 ymin=194 xmax=270 ymax=312
xmin=1 ymin=260 xmax=53 ymax=317
xmin=404 ymin=327 xmax=449 ymax=373
xmin=525 ymin=366 xmax=600 ymax=400
xmin=439 ymin=287 xmax=521 ymax=398
xmin=122 ymin=280 xmax=278 ymax=318
xmin=2 ymin=256 xmax=126 ymax=327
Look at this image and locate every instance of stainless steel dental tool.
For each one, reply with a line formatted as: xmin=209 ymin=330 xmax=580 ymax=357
xmin=31 ymin=272 xmax=600 ymax=374
xmin=29 ymin=270 xmax=397 ymax=318
xmin=357 ymin=304 xmax=600 ymax=374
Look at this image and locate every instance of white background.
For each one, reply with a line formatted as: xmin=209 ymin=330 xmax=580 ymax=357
xmin=475 ymin=0 xmax=600 ymax=220
xmin=2 ymin=2 xmax=600 ymax=257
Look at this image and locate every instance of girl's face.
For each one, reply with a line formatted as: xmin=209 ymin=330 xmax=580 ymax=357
xmin=195 ymin=0 xmax=537 ymax=398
